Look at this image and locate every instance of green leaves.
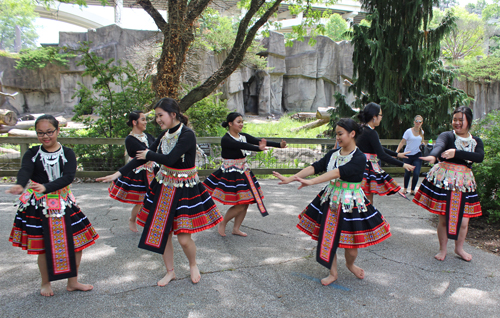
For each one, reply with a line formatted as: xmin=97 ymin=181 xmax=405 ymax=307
xmin=0 ymin=0 xmax=38 ymax=52
xmin=15 ymin=47 xmax=75 ymax=70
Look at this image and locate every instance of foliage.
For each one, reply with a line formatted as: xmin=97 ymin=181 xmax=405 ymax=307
xmin=459 ymin=56 xmax=500 ymax=82
xmin=0 ymin=0 xmax=38 ymax=52
xmin=242 ymin=115 xmax=327 ymax=138
xmin=323 ymin=13 xmax=351 ymax=42
xmin=14 ymin=47 xmax=75 ymax=70
xmin=481 ymin=0 xmax=500 ymax=21
xmin=185 ymin=93 xmax=228 ymax=137
xmin=465 ymin=0 xmax=488 ymax=15
xmin=0 ymin=50 xmax=18 ymax=58
xmin=471 ymin=110 xmax=500 ymax=224
xmin=437 ymin=0 xmax=458 ymax=10
xmin=431 ymin=7 xmax=486 ymax=60
xmin=69 ymin=42 xmax=155 ymax=170
xmin=334 ymin=0 xmax=470 ymax=139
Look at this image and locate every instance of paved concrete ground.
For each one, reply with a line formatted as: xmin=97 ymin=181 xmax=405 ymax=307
xmin=1 ymin=178 xmax=499 ymax=318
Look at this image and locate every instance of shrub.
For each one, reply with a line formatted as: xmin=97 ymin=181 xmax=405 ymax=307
xmin=185 ymin=93 xmax=228 ymax=137
xmin=471 ymin=110 xmax=500 ymax=224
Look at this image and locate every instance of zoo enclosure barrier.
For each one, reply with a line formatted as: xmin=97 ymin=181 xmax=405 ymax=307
xmin=0 ymin=137 xmax=429 ymax=178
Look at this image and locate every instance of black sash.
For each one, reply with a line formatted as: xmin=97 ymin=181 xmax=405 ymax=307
xmin=42 ymin=214 xmax=77 ymax=281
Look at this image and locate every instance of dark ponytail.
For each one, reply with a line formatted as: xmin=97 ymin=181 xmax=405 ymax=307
xmin=357 ymin=102 xmax=381 ymax=124
xmin=221 ymin=112 xmax=243 ymax=128
xmin=153 ymin=97 xmax=189 ymax=125
xmin=126 ymin=110 xmax=143 ymax=127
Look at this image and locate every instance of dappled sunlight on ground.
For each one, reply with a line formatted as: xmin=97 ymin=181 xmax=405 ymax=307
xmin=450 ymin=287 xmax=498 ymax=305
xmin=431 ymin=281 xmax=450 ymax=295
xmin=391 ymin=226 xmax=435 ymax=235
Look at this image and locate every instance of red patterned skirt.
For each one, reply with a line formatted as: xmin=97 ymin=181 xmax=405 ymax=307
xmin=9 ymin=188 xmax=99 ymax=255
xmin=109 ymin=162 xmax=156 ymax=205
xmin=137 ymin=166 xmax=222 ymax=254
xmin=297 ymin=188 xmax=391 ymax=268
xmin=203 ymin=159 xmax=264 ymax=205
xmin=361 ymin=153 xmax=401 ymax=196
xmin=413 ymin=162 xmax=482 ymax=219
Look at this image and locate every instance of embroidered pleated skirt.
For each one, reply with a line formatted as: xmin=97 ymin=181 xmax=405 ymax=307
xmin=361 ymin=153 xmax=401 ymax=196
xmin=204 ymin=158 xmax=264 ymax=205
xmin=9 ymin=187 xmax=99 ymax=255
xmin=413 ymin=162 xmax=481 ymax=239
xmin=109 ymin=162 xmax=156 ymax=205
xmin=297 ymin=181 xmax=391 ymax=268
xmin=136 ymin=166 xmax=222 ymax=254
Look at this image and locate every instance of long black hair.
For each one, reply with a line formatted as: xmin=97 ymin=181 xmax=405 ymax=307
xmin=153 ymin=98 xmax=189 ymax=125
xmin=35 ymin=114 xmax=59 ymax=130
xmin=452 ymin=106 xmax=473 ymax=130
xmin=221 ymin=112 xmax=243 ymax=128
xmin=357 ymin=102 xmax=381 ymax=124
xmin=126 ymin=110 xmax=144 ymax=127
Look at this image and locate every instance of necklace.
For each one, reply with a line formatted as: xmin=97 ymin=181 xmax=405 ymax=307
xmin=131 ymin=133 xmax=149 ymax=147
xmin=32 ymin=143 xmax=67 ymax=182
xmin=327 ymin=147 xmax=357 ymax=172
xmin=453 ymin=130 xmax=476 ymax=154
xmin=160 ymin=124 xmax=183 ymax=155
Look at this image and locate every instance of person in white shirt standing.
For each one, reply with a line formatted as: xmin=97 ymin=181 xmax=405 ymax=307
xmin=396 ymin=115 xmax=425 ymax=195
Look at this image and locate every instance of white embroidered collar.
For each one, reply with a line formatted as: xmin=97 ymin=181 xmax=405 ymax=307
xmin=229 ymin=133 xmax=251 ymax=157
xmin=327 ymin=147 xmax=357 ymax=172
xmin=32 ymin=143 xmax=67 ymax=182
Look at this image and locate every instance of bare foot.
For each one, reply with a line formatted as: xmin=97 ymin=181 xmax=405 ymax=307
xmin=321 ymin=273 xmax=338 ymax=286
xmin=232 ymin=229 xmax=247 ymax=237
xmin=67 ymin=281 xmax=93 ymax=292
xmin=157 ymin=270 xmax=176 ymax=287
xmin=129 ymin=218 xmax=139 ymax=233
xmin=455 ymin=248 xmax=472 ymax=262
xmin=40 ymin=283 xmax=54 ymax=297
xmin=434 ymin=251 xmax=447 ymax=261
xmin=347 ymin=264 xmax=365 ymax=279
xmin=218 ymin=223 xmax=226 ymax=237
xmin=190 ymin=265 xmax=201 ymax=284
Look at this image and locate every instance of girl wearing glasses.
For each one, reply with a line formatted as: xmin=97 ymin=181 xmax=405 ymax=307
xmin=356 ymin=102 xmax=415 ymax=203
xmin=414 ymin=106 xmax=483 ymax=262
xmin=7 ymin=115 xmax=98 ymax=296
xmin=203 ymin=112 xmax=287 ymax=237
xmin=107 ymin=111 xmax=157 ymax=232
xmin=97 ymin=98 xmax=222 ymax=286
xmin=396 ymin=115 xmax=424 ymax=195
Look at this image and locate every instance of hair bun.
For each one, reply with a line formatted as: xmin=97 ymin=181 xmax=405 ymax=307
xmin=221 ymin=121 xmax=228 ymax=128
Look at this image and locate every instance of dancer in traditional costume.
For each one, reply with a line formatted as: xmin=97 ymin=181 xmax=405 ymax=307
xmin=7 ymin=115 xmax=98 ymax=297
xmin=356 ymin=102 xmax=414 ymax=203
xmin=273 ymin=118 xmax=391 ymax=285
xmin=108 ymin=111 xmax=157 ymax=232
xmin=97 ymin=98 xmax=222 ymax=285
xmin=396 ymin=115 xmax=425 ymax=195
xmin=203 ymin=112 xmax=287 ymax=237
xmin=413 ymin=106 xmax=483 ymax=261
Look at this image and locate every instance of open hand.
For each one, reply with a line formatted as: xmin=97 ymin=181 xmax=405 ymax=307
xmin=419 ymin=156 xmax=436 ymax=164
xmin=6 ymin=184 xmax=24 ymax=195
xmin=136 ymin=150 xmax=149 ymax=160
xmin=28 ymin=183 xmax=46 ymax=193
xmin=273 ymin=171 xmax=294 ymax=184
xmin=294 ymin=176 xmax=313 ymax=190
xmin=259 ymin=138 xmax=268 ymax=151
xmin=441 ymin=149 xmax=456 ymax=159
xmin=397 ymin=151 xmax=411 ymax=159
xmin=96 ymin=172 xmax=121 ymax=183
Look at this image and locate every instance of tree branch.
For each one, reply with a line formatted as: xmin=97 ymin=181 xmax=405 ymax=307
xmin=186 ymin=0 xmax=211 ymax=25
xmin=137 ymin=0 xmax=168 ymax=33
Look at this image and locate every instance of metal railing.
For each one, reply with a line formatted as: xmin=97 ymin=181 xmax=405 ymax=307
xmin=0 ymin=137 xmax=429 ymax=178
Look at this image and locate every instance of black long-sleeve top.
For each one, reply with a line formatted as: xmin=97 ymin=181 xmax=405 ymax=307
xmin=311 ymin=148 xmax=367 ymax=182
xmin=430 ymin=131 xmax=484 ymax=168
xmin=220 ymin=132 xmax=282 ymax=159
xmin=119 ymin=124 xmax=196 ymax=175
xmin=124 ymin=133 xmax=156 ymax=158
xmin=356 ymin=126 xmax=404 ymax=167
xmin=16 ymin=145 xmax=76 ymax=194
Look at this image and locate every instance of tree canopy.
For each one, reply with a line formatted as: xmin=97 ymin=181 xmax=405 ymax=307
xmin=339 ymin=0 xmax=469 ymax=139
xmin=0 ymin=0 xmax=38 ymax=52
xmin=40 ymin=0 xmax=342 ymax=112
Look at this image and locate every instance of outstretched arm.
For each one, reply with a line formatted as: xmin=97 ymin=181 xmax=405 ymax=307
xmin=294 ymin=169 xmax=340 ymax=190
xmin=273 ymin=166 xmax=315 ymax=185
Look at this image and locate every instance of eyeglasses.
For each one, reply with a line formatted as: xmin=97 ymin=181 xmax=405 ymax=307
xmin=378 ymin=114 xmax=383 ymax=117
xmin=415 ymin=120 xmax=422 ymax=123
xmin=36 ymin=130 xmax=56 ymax=137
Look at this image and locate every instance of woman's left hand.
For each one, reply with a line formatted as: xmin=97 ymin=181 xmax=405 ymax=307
xmin=397 ymin=151 xmax=410 ymax=159
xmin=294 ymin=176 xmax=313 ymax=190
xmin=136 ymin=150 xmax=149 ymax=160
xmin=441 ymin=149 xmax=456 ymax=159
xmin=28 ymin=183 xmax=46 ymax=193
xmin=280 ymin=140 xmax=288 ymax=148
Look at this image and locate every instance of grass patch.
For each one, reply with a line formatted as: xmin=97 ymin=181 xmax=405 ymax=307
xmin=242 ymin=115 xmax=329 ymax=138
